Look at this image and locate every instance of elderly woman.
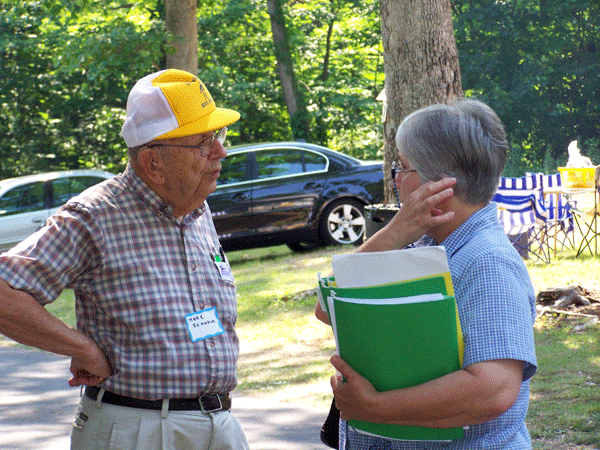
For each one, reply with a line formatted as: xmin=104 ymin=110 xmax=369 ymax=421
xmin=316 ymin=99 xmax=537 ymax=449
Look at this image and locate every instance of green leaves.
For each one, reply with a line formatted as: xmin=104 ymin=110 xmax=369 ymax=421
xmin=454 ymin=0 xmax=600 ymax=176
xmin=0 ymin=1 xmax=163 ymax=177
xmin=2 ymin=0 xmax=599 ymax=179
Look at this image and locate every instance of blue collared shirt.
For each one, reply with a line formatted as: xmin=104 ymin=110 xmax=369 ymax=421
xmin=343 ymin=203 xmax=537 ymax=449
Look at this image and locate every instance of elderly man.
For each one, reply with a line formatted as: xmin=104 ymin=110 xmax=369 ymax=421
xmin=0 ymin=69 xmax=249 ymax=450
xmin=316 ymin=99 xmax=537 ymax=449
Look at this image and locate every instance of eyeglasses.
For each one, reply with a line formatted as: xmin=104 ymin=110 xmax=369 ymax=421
xmin=146 ymin=127 xmax=227 ymax=157
xmin=391 ymin=161 xmax=418 ymax=208
xmin=391 ymin=161 xmax=418 ymax=179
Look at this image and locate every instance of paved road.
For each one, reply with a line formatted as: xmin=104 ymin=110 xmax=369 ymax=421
xmin=0 ymin=347 xmax=328 ymax=450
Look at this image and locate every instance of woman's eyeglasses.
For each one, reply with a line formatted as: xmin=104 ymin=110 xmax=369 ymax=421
xmin=391 ymin=161 xmax=418 ymax=207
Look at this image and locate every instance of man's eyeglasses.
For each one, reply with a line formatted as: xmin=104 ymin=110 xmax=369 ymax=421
xmin=146 ymin=127 xmax=227 ymax=157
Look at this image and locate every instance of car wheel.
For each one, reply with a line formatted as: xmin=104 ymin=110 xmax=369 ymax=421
xmin=320 ymin=199 xmax=366 ymax=246
xmin=287 ymin=241 xmax=320 ymax=253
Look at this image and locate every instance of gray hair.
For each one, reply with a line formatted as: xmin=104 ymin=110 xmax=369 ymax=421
xmin=395 ymin=99 xmax=508 ymax=205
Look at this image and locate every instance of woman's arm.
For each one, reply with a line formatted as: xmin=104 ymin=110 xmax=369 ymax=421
xmin=330 ymin=355 xmax=523 ymax=428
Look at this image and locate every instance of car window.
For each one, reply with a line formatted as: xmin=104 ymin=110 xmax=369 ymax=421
xmin=219 ymin=153 xmax=248 ymax=186
xmin=256 ymin=150 xmax=304 ymax=180
xmin=304 ymin=151 xmax=327 ymax=172
xmin=51 ymin=176 xmax=107 ymax=207
xmin=0 ymin=182 xmax=46 ymax=216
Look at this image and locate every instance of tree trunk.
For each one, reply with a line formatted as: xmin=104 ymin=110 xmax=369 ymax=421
xmin=165 ymin=0 xmax=198 ymax=75
xmin=267 ymin=0 xmax=311 ymax=141
xmin=380 ymin=0 xmax=463 ymax=203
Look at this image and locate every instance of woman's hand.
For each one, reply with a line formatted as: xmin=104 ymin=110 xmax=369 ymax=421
xmin=330 ymin=355 xmax=382 ymax=422
xmin=392 ymin=177 xmax=457 ymax=239
xmin=359 ymin=177 xmax=457 ymax=252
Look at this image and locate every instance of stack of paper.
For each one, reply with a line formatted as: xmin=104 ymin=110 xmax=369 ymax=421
xmin=317 ymin=246 xmax=464 ymax=441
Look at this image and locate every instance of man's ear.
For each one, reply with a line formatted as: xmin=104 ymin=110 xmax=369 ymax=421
xmin=137 ymin=147 xmax=166 ymax=186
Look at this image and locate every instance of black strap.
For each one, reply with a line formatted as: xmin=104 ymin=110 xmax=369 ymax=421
xmin=320 ymin=397 xmax=340 ymax=449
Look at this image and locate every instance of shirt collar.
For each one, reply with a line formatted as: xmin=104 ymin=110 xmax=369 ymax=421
xmin=123 ymin=165 xmax=206 ymax=225
xmin=440 ymin=203 xmax=497 ymax=257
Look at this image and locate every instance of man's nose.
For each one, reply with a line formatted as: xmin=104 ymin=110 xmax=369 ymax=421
xmin=211 ymin=140 xmax=227 ymax=159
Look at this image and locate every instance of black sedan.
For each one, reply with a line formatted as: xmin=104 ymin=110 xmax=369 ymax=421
xmin=207 ymin=142 xmax=384 ymax=252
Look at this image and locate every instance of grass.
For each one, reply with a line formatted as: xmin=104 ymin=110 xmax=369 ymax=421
xmin=524 ymin=247 xmax=600 ymax=449
xmin=529 ymin=319 xmax=600 ymax=449
xmin=228 ymin=245 xmax=348 ymax=406
xmin=4 ymin=243 xmax=600 ymax=448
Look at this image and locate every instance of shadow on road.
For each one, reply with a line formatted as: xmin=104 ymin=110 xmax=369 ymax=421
xmin=0 ymin=347 xmax=77 ymax=449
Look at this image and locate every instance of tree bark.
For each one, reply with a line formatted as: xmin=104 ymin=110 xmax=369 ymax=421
xmin=267 ymin=0 xmax=311 ymax=141
xmin=380 ymin=0 xmax=463 ymax=203
xmin=165 ymin=0 xmax=198 ymax=75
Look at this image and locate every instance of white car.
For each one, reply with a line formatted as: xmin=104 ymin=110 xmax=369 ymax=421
xmin=0 ymin=170 xmax=115 ymax=253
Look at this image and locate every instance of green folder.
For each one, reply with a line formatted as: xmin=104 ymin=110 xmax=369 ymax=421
xmin=318 ymin=246 xmax=465 ymax=441
xmin=328 ymin=291 xmax=464 ymax=441
xmin=317 ymin=267 xmax=465 ymax=441
xmin=317 ymin=274 xmax=463 ymax=361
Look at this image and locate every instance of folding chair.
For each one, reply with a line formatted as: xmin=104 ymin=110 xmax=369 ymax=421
xmin=497 ymin=173 xmax=538 ymax=192
xmin=569 ymin=166 xmax=600 ymax=256
xmin=534 ymin=172 xmax=575 ymax=254
xmin=493 ymin=175 xmax=550 ymax=263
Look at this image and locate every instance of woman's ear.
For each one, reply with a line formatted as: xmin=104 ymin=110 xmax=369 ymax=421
xmin=137 ymin=147 xmax=166 ymax=186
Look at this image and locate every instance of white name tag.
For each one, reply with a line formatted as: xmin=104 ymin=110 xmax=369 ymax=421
xmin=213 ymin=250 xmax=235 ymax=283
xmin=215 ymin=260 xmax=235 ymax=283
xmin=185 ymin=308 xmax=225 ymax=342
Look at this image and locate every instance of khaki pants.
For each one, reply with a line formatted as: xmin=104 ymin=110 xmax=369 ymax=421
xmin=71 ymin=391 xmax=249 ymax=450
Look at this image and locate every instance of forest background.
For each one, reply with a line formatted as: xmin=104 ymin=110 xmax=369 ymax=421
xmin=1 ymin=0 xmax=599 ymax=180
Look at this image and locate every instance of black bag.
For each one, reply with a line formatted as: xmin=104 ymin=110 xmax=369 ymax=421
xmin=320 ymin=398 xmax=340 ymax=449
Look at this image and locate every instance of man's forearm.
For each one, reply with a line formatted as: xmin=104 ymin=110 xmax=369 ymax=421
xmin=0 ymin=280 xmax=93 ymax=358
xmin=0 ymin=279 xmax=112 ymax=385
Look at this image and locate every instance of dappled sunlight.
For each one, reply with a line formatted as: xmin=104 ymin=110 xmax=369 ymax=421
xmin=237 ymin=315 xmax=335 ymax=354
xmin=563 ymin=339 xmax=584 ymax=350
xmin=236 ymin=311 xmax=336 ymax=410
xmin=526 ymin=252 xmax=600 ymax=292
xmin=299 ymin=255 xmax=331 ymax=268
xmin=236 ymin=340 xmax=335 ymax=409
xmin=0 ymin=348 xmax=77 ymax=449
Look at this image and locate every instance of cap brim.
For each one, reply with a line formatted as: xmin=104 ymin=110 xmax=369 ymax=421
xmin=203 ymin=107 xmax=241 ymax=132
xmin=157 ymin=107 xmax=241 ymax=141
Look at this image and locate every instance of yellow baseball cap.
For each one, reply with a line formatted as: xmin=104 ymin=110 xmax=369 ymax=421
xmin=121 ymin=69 xmax=241 ymax=147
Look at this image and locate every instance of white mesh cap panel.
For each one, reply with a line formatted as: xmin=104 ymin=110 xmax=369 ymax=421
xmin=120 ymin=70 xmax=179 ymax=147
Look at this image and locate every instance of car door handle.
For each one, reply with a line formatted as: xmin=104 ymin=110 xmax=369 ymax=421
xmin=304 ymin=182 xmax=321 ymax=190
xmin=32 ymin=218 xmax=45 ymax=224
xmin=233 ymin=192 xmax=250 ymax=200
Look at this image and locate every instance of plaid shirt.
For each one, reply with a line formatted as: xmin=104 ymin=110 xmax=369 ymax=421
xmin=342 ymin=203 xmax=537 ymax=449
xmin=0 ymin=166 xmax=239 ymax=400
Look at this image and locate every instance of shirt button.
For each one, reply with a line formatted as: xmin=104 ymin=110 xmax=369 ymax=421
xmin=191 ymin=263 xmax=197 ymax=271
xmin=211 ymin=341 xmax=216 ymax=347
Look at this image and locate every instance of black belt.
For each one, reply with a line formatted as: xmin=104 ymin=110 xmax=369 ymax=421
xmin=85 ymin=386 xmax=231 ymax=412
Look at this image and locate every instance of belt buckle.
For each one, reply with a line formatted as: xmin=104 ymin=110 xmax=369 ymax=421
xmin=200 ymin=394 xmax=222 ymax=413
